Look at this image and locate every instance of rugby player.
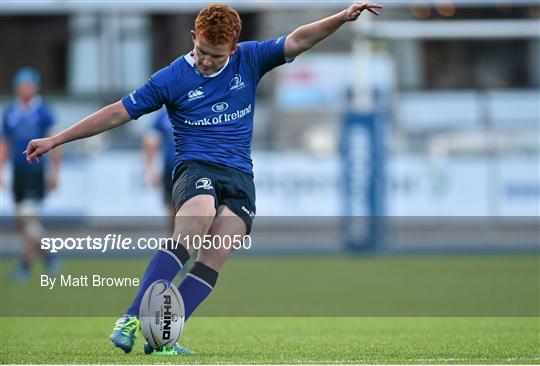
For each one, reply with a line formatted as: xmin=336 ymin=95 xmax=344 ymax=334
xmin=24 ymin=2 xmax=382 ymax=355
xmin=1 ymin=67 xmax=61 ymax=282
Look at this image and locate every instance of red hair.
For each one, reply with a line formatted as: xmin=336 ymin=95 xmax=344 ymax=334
xmin=195 ymin=3 xmax=242 ymax=46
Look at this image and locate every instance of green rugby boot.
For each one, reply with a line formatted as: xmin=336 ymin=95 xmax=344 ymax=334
xmin=110 ymin=315 xmax=140 ymax=353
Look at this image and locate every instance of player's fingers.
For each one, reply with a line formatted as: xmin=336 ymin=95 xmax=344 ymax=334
xmin=25 ymin=147 xmax=33 ymax=161
xmin=23 ymin=143 xmax=31 ymax=156
xmin=367 ymin=3 xmax=383 ymax=9
xmin=27 ymin=148 xmax=41 ymax=163
xmin=23 ymin=148 xmax=34 ymax=158
xmin=354 ymin=2 xmax=367 ymax=11
xmin=25 ymin=143 xmax=35 ymax=156
xmin=25 ymin=140 xmax=37 ymax=154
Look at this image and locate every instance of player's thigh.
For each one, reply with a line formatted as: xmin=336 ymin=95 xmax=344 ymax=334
xmin=173 ymin=195 xmax=216 ymax=245
xmin=196 ymin=205 xmax=247 ymax=271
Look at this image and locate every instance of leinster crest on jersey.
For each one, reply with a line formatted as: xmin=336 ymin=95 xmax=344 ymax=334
xmin=229 ymin=74 xmax=245 ymax=91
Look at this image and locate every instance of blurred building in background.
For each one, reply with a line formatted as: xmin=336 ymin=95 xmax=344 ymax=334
xmin=1 ymin=0 xmax=538 ymax=225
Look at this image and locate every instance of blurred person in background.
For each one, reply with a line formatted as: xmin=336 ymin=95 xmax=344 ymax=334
xmin=0 ymin=67 xmax=61 ymax=282
xmin=23 ymin=2 xmax=382 ymax=355
xmin=142 ymin=108 xmax=176 ymax=231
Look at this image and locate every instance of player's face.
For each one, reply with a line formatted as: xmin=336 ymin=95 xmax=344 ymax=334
xmin=191 ymin=31 xmax=237 ymax=76
xmin=16 ymin=82 xmax=37 ymax=104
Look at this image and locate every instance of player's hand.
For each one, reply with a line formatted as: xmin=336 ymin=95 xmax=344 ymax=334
xmin=343 ymin=2 xmax=383 ymax=21
xmin=23 ymin=137 xmax=55 ymax=164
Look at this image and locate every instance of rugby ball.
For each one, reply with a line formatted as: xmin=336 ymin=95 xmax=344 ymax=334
xmin=139 ymin=280 xmax=185 ymax=349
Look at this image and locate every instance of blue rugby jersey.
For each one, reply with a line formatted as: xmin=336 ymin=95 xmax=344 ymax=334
xmin=122 ymin=36 xmax=291 ymax=176
xmin=151 ymin=108 xmax=176 ymax=179
xmin=1 ymin=97 xmax=54 ymax=171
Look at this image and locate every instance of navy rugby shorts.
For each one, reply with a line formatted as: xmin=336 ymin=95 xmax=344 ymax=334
xmin=12 ymin=166 xmax=45 ymax=203
xmin=172 ymin=159 xmax=256 ymax=233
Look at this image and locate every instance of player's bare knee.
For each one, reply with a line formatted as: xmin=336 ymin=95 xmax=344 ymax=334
xmin=176 ymin=195 xmax=216 ymax=217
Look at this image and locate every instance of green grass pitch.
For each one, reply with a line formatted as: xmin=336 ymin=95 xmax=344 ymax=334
xmin=1 ymin=255 xmax=539 ymax=364
xmin=1 ymin=317 xmax=539 ymax=364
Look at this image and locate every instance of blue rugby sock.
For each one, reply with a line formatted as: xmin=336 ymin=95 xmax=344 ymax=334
xmin=178 ymin=261 xmax=219 ymax=320
xmin=126 ymin=239 xmax=190 ymax=317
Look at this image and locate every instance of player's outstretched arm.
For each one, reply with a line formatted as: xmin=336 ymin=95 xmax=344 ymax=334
xmin=24 ymin=101 xmax=131 ymax=163
xmin=284 ymin=2 xmax=382 ymax=59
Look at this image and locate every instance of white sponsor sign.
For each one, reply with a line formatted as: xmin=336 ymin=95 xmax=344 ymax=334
xmin=1 ymin=153 xmax=537 ymax=217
